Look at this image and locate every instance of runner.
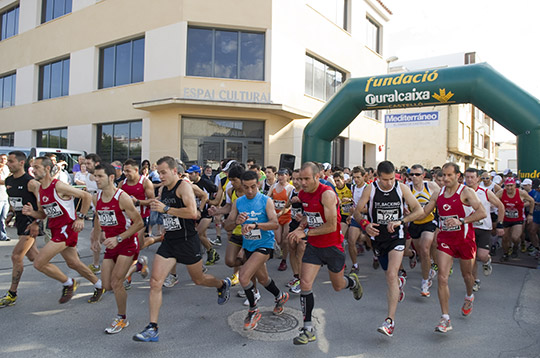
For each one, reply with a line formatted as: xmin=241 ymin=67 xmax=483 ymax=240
xmin=262 ymin=166 xmax=276 ymax=195
xmin=354 ymin=160 xmax=424 ymax=337
xmin=479 ymin=171 xmax=503 ymax=255
xmin=285 ymin=169 xmax=306 ymax=294
xmin=526 ymin=179 xmax=540 ymax=257
xmin=85 ymin=153 xmax=103 ymax=275
xmin=268 ymin=168 xmax=294 ymax=271
xmin=287 ymin=162 xmax=363 ymax=345
xmin=93 ymin=163 xmax=144 ymax=333
xmin=422 ymin=163 xmax=487 ymax=333
xmin=133 ymin=156 xmax=231 ymax=342
xmin=225 ymin=170 xmax=289 ymax=330
xmin=23 ymin=156 xmax=104 ymax=304
xmin=0 ymin=151 xmax=41 ymax=308
xmin=333 ymin=171 xmax=353 ymax=245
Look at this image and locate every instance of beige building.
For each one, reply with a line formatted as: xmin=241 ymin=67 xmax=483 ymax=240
xmin=386 ymin=52 xmax=497 ymax=171
xmin=0 ymin=0 xmax=391 ymax=169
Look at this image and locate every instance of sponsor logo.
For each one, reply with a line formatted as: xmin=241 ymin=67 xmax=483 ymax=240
xmin=519 ymin=170 xmax=540 ymax=179
xmin=443 ymin=204 xmax=451 ymax=211
xmin=432 ymin=88 xmax=454 ymax=103
xmin=42 ymin=196 xmax=49 ymax=203
xmin=364 ymin=70 xmax=439 ymax=92
xmin=365 ymin=88 xmax=455 ymax=108
xmin=441 ymin=243 xmax=450 ymax=249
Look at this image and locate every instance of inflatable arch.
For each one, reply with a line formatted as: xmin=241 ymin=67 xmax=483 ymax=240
xmin=301 ymin=63 xmax=540 ymax=179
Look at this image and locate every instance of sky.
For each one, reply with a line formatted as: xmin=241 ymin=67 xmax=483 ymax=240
xmin=383 ymin=0 xmax=540 ymax=142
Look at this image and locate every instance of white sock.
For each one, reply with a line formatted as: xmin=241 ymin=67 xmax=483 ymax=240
xmin=465 ymin=293 xmax=474 ymax=300
xmin=63 ymin=278 xmax=73 ymax=286
xmin=94 ymin=279 xmax=102 ymax=289
xmin=442 ymin=314 xmax=450 ymax=320
xmin=422 ymin=279 xmax=428 ymax=286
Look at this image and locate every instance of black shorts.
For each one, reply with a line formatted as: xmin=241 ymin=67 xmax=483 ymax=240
xmin=408 ymin=221 xmax=437 ymax=239
xmin=156 ymin=235 xmax=203 ymax=265
xmin=289 ymin=219 xmax=300 ymax=232
xmin=14 ymin=214 xmax=36 ymax=236
xmin=142 ymin=217 xmax=149 ymax=233
xmin=245 ymin=247 xmax=273 ymax=260
xmin=474 ymin=229 xmax=491 ymax=250
xmin=340 ymin=214 xmax=350 ymax=224
xmin=302 ymin=243 xmax=345 ymax=273
xmin=229 ymin=234 xmax=243 ymax=247
xmin=371 ymin=237 xmax=406 ymax=271
xmin=490 ymin=212 xmax=498 ymax=224
xmin=503 ymin=221 xmax=523 ymax=228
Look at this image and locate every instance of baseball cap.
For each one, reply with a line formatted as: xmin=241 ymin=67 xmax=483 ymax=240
xmin=503 ymin=168 xmax=512 ymax=176
xmin=522 ymin=178 xmax=533 ymax=186
xmin=222 ymin=160 xmax=237 ymax=172
xmin=322 ymin=162 xmax=331 ymax=171
xmin=186 ymin=165 xmax=201 ymax=173
xmin=504 ymin=177 xmax=516 ymax=185
xmin=489 ymin=171 xmax=496 ymax=177
xmin=493 ymin=175 xmax=502 ymax=185
xmin=277 ymin=168 xmax=290 ymax=175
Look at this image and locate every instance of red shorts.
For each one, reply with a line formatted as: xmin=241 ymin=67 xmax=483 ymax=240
xmin=104 ymin=235 xmax=139 ymax=262
xmin=437 ymin=237 xmax=476 ymax=260
xmin=50 ymin=225 xmax=78 ymax=247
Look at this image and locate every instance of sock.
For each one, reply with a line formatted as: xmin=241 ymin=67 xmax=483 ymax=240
xmin=485 ymin=257 xmax=491 ymax=265
xmin=352 ymin=263 xmax=358 ymax=269
xmin=63 ymin=278 xmax=73 ymax=286
xmin=94 ymin=279 xmax=102 ymax=289
xmin=300 ymin=290 xmax=314 ymax=323
xmin=8 ymin=290 xmax=17 ymax=297
xmin=422 ymin=279 xmax=428 ymax=286
xmin=304 ymin=322 xmax=314 ymax=331
xmin=442 ymin=314 xmax=450 ymax=320
xmin=118 ymin=314 xmax=126 ymax=320
xmin=149 ymin=322 xmax=158 ymax=329
xmin=344 ymin=275 xmax=356 ymax=289
xmin=243 ymin=282 xmax=256 ymax=308
xmin=294 ymin=274 xmax=299 ymax=279
xmin=263 ymin=278 xmax=281 ymax=298
xmin=465 ymin=293 xmax=474 ymax=300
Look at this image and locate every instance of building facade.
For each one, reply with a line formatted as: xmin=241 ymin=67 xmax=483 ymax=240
xmin=0 ymin=0 xmax=391 ymax=169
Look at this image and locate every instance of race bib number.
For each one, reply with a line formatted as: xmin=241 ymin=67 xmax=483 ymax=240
xmin=163 ymin=214 xmax=182 ymax=231
xmin=97 ymin=210 xmax=118 ymax=226
xmin=439 ymin=215 xmax=460 ymax=231
xmin=305 ymin=211 xmax=324 ymax=228
xmin=274 ymin=200 xmax=286 ymax=210
xmin=376 ymin=209 xmax=399 ymax=225
xmin=291 ymin=207 xmax=302 ymax=218
xmin=9 ymin=197 xmax=23 ymax=211
xmin=244 ymin=228 xmax=262 ymax=241
xmin=342 ymin=203 xmax=353 ymax=214
xmin=505 ymin=209 xmax=519 ymax=219
xmin=42 ymin=202 xmax=63 ymax=218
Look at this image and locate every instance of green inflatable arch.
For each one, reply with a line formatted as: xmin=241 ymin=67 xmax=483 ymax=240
xmin=302 ymin=63 xmax=540 ymax=179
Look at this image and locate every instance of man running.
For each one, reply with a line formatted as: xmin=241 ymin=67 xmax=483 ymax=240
xmin=287 ymin=162 xmax=363 ymax=345
xmin=93 ymin=163 xmax=144 ymax=333
xmin=0 ymin=151 xmax=41 ymax=307
xmin=268 ymin=168 xmax=294 ymax=271
xmin=422 ymin=163 xmax=486 ymax=333
xmin=285 ymin=169 xmax=306 ymax=294
xmin=133 ymin=156 xmax=231 ymax=342
xmin=354 ymin=161 xmax=424 ymax=337
xmin=23 ymin=156 xmax=104 ymax=304
xmin=86 ymin=153 xmax=103 ymax=274
xmin=225 ymin=170 xmax=289 ymax=330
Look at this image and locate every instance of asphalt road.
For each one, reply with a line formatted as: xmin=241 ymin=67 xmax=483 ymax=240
xmin=1 ymin=224 xmax=539 ymax=358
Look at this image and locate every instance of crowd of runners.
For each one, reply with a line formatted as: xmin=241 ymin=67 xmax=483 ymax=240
xmin=0 ymin=151 xmax=538 ymax=343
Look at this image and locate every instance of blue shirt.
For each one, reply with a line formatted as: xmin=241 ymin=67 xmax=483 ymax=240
xmin=529 ymin=189 xmax=540 ymax=223
xmin=235 ymin=192 xmax=275 ymax=251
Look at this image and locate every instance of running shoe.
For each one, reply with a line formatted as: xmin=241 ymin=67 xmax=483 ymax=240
xmin=398 ymin=269 xmax=407 ymax=279
xmin=529 ymin=248 xmax=539 ymax=257
xmin=421 ymin=281 xmax=430 ymax=297
xmin=489 ymin=245 xmax=497 ymax=256
xmin=482 ymin=258 xmax=493 ymax=276
xmin=243 ymin=308 xmax=261 ymax=330
xmin=138 ymin=256 xmax=149 ymax=279
xmin=357 ymin=243 xmax=365 ymax=255
xmin=398 ymin=276 xmax=406 ymax=302
xmin=243 ymin=289 xmax=261 ymax=306
xmin=163 ymin=273 xmax=178 ymax=288
xmin=206 ymin=248 xmax=220 ymax=265
xmin=105 ymin=316 xmax=129 ymax=334
xmin=211 ymin=236 xmax=222 ymax=246
xmin=286 ymin=277 xmax=297 ymax=288
xmin=88 ymin=287 xmax=105 ymax=303
xmin=273 ymin=292 xmax=289 ymax=315
xmin=230 ymin=272 xmax=239 ymax=286
xmin=501 ymin=253 xmax=510 ymax=262
xmin=472 ymin=279 xmax=480 ymax=292
xmin=217 ymin=277 xmax=231 ymax=305
xmin=237 ymin=289 xmax=246 ymax=298
xmin=349 ymin=273 xmax=363 ymax=300
xmin=349 ymin=265 xmax=359 ymax=275
xmin=511 ymin=246 xmax=519 ymax=258
xmin=0 ymin=291 xmax=16 ymax=308
xmin=462 ymin=295 xmax=474 ymax=316
xmin=133 ymin=324 xmax=159 ymax=342
xmin=521 ymin=242 xmax=527 ymax=253
xmin=432 ymin=263 xmax=439 ymax=272
xmin=88 ymin=264 xmax=101 ymax=275
xmin=377 ymin=317 xmax=394 ymax=337
xmin=372 ymin=257 xmax=380 ymax=270
xmin=435 ymin=317 xmax=452 ymax=333
xmin=409 ymin=249 xmax=417 ymax=269
xmin=124 ymin=278 xmax=132 ymax=290
xmin=59 ymin=279 xmax=78 ymax=304
xmin=449 ymin=265 xmax=453 ymax=276
xmin=289 ymin=279 xmax=301 ymax=294
xmin=293 ymin=327 xmax=316 ymax=345
xmin=527 ymin=244 xmax=535 ymax=253
xmin=278 ymin=259 xmax=287 ymax=271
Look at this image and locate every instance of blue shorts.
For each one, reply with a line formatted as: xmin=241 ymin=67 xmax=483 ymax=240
xmin=349 ymin=218 xmax=361 ymax=229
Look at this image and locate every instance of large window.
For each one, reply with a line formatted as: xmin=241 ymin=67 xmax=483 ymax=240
xmin=39 ymin=58 xmax=70 ymax=100
xmin=99 ymin=37 xmax=145 ymax=89
xmin=0 ymin=72 xmax=16 ymax=108
xmin=42 ymin=0 xmax=72 ymax=23
xmin=37 ymin=127 xmax=68 ymax=148
xmin=0 ymin=133 xmax=14 ymax=146
xmin=305 ymin=54 xmax=345 ymax=101
xmin=1 ymin=5 xmax=19 ymax=41
xmin=97 ymin=120 xmax=142 ymax=163
xmin=307 ymin=0 xmax=348 ymax=30
xmin=187 ymin=27 xmax=265 ymax=81
xmin=366 ymin=17 xmax=381 ymax=54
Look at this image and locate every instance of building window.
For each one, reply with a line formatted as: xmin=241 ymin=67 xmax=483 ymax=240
xmin=37 ymin=127 xmax=68 ymax=148
xmin=1 ymin=5 xmax=19 ymax=41
xmin=305 ymin=54 xmax=345 ymax=101
xmin=0 ymin=133 xmax=14 ymax=146
xmin=42 ymin=0 xmax=72 ymax=23
xmin=97 ymin=120 xmax=142 ymax=163
xmin=307 ymin=0 xmax=349 ymax=30
xmin=363 ymin=110 xmax=379 ymax=121
xmin=366 ymin=17 xmax=381 ymax=54
xmin=466 ymin=126 xmax=471 ymax=142
xmin=187 ymin=27 xmax=265 ymax=81
xmin=332 ymin=137 xmax=345 ymax=167
xmin=99 ymin=37 xmax=145 ymax=89
xmin=0 ymin=72 xmax=16 ymax=108
xmin=39 ymin=58 xmax=70 ymax=100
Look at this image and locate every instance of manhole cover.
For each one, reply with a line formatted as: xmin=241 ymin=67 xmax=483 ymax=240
xmin=228 ymin=306 xmax=303 ymax=341
xmin=254 ymin=311 xmax=299 ymax=333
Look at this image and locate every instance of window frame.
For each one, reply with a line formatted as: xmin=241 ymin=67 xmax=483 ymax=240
xmin=1 ymin=4 xmax=19 ymax=41
xmin=37 ymin=127 xmax=68 ymax=148
xmin=366 ymin=16 xmax=381 ymax=54
xmin=99 ymin=37 xmax=145 ymax=89
xmin=38 ymin=57 xmax=70 ymax=101
xmin=41 ymin=0 xmax=72 ymax=24
xmin=0 ymin=132 xmax=14 ymax=146
xmin=96 ymin=120 xmax=142 ymax=163
xmin=305 ymin=53 xmax=346 ymax=101
xmin=0 ymin=72 xmax=16 ymax=108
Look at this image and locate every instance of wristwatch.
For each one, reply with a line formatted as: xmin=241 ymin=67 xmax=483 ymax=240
xmin=459 ymin=217 xmax=465 ymax=225
xmin=163 ymin=205 xmax=170 ymax=214
xmin=77 ymin=212 xmax=86 ymax=220
xmin=304 ymin=228 xmax=309 ymax=237
xmin=116 ymin=236 xmax=123 ymax=243
xmin=135 ymin=200 xmax=141 ymax=206
xmin=254 ymin=223 xmax=259 ymax=230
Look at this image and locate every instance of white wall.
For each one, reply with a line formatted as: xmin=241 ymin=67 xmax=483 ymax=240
xmin=70 ymin=47 xmax=97 ymax=95
xmin=72 ymin=0 xmax=98 ymax=12
xmin=18 ymin=0 xmax=40 ymax=34
xmin=68 ymin=124 xmax=94 ymax=152
xmin=15 ymin=64 xmax=36 ymax=105
xmin=145 ymin=22 xmax=186 ymax=82
xmin=141 ymin=117 xmax=150 ymax=161
xmin=14 ymin=130 xmax=34 ymax=147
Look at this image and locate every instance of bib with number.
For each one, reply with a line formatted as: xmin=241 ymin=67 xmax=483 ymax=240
xmin=244 ymin=228 xmax=262 ymax=241
xmin=43 ymin=202 xmax=63 ymax=218
xmin=163 ymin=214 xmax=182 ymax=231
xmin=376 ymin=208 xmax=399 ymax=225
xmin=9 ymin=197 xmax=23 ymax=211
xmin=97 ymin=210 xmax=119 ymax=226
xmin=439 ymin=215 xmax=460 ymax=231
xmin=305 ymin=211 xmax=324 ymax=228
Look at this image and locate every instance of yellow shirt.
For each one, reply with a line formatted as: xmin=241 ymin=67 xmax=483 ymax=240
xmin=336 ymin=184 xmax=353 ymax=216
xmin=410 ymin=181 xmax=435 ymax=224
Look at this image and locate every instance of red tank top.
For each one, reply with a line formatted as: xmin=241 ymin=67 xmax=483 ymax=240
xmin=298 ymin=183 xmax=343 ymax=250
xmin=501 ymin=189 xmax=524 ymax=222
xmin=121 ymin=176 xmax=149 ymax=218
xmin=272 ymin=184 xmax=291 ymax=221
xmin=436 ymin=184 xmax=474 ymax=242
xmin=96 ymin=189 xmax=134 ymax=239
xmin=39 ymin=179 xmax=76 ymax=229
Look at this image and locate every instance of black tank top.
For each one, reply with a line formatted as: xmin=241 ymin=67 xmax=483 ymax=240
xmin=6 ymin=173 xmax=38 ymax=213
xmin=368 ymin=181 xmax=404 ymax=240
xmin=161 ymin=179 xmax=197 ymax=240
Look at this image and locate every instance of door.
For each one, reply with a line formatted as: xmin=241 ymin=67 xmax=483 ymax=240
xmin=199 ymin=139 xmax=223 ymax=170
xmin=224 ymin=140 xmax=246 ymax=163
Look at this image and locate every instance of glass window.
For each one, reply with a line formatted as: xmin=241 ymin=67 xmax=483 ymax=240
xmin=187 ymin=27 xmax=265 ymax=81
xmin=37 ymin=127 xmax=68 ymax=148
xmin=39 ymin=58 xmax=70 ymax=100
xmin=0 ymin=73 xmax=16 ymax=108
xmin=305 ymin=54 xmax=345 ymax=101
xmin=99 ymin=37 xmax=145 ymax=89
xmin=366 ymin=17 xmax=381 ymax=54
xmin=97 ymin=120 xmax=142 ymax=163
xmin=307 ymin=0 xmax=348 ymax=30
xmin=1 ymin=5 xmax=19 ymax=41
xmin=0 ymin=133 xmax=14 ymax=146
xmin=42 ymin=0 xmax=72 ymax=24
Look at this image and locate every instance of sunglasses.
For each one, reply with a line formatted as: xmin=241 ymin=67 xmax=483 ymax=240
xmin=410 ymin=173 xmax=423 ymax=176
xmin=481 ymin=177 xmax=490 ymax=180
